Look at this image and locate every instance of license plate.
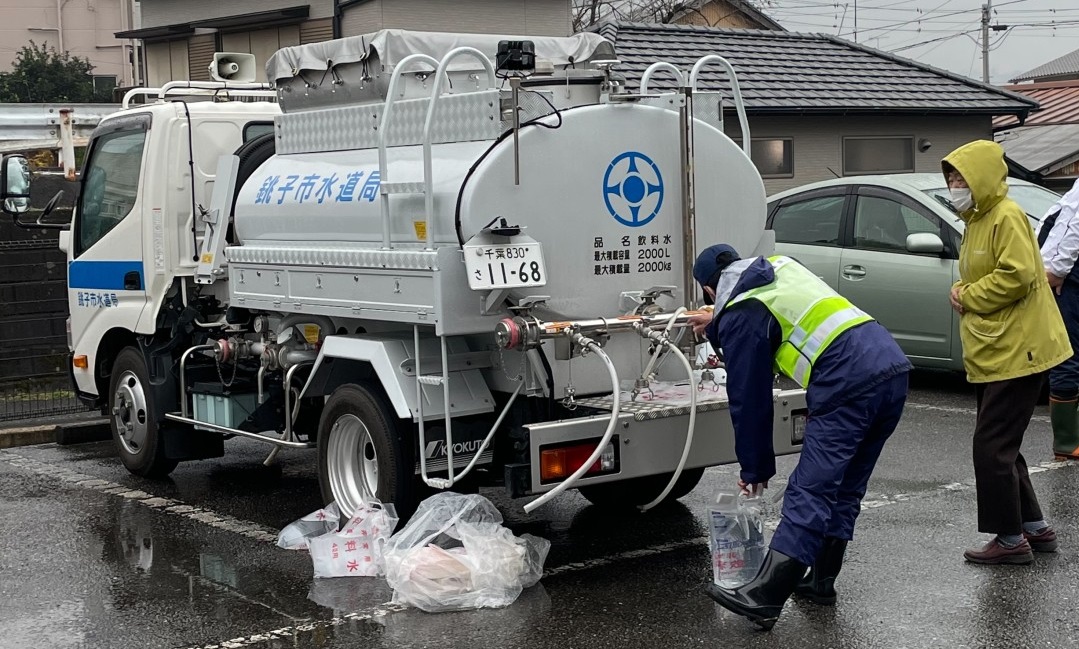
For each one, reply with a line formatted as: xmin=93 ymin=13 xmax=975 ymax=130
xmin=464 ymin=243 xmax=547 ymax=290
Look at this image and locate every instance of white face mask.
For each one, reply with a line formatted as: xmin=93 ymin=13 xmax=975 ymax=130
xmin=950 ymin=187 xmax=974 ymax=212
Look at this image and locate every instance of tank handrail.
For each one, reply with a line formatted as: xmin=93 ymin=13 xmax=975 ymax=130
xmin=122 ymin=86 xmax=277 ymax=110
xmin=640 ymin=62 xmax=686 ymax=95
xmin=377 ymin=53 xmax=441 ymax=250
xmin=421 ymin=47 xmax=497 ymax=250
xmin=689 ymin=55 xmax=751 ymax=157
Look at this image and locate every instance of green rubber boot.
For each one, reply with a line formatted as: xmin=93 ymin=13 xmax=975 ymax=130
xmin=1049 ymin=395 xmax=1079 ymax=460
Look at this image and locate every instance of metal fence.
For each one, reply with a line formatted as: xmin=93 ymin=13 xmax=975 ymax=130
xmin=0 ymin=178 xmax=89 ymax=423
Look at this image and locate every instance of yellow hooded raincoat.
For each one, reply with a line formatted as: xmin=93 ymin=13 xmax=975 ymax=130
xmin=944 ymin=140 xmax=1071 ymax=383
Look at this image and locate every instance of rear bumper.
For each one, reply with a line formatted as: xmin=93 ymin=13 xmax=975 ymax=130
xmin=517 ymin=389 xmax=807 ymax=496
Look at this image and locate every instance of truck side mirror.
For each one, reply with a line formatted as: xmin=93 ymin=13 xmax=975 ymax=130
xmin=0 ymin=153 xmax=70 ymax=230
xmin=1 ymin=154 xmax=31 ymax=215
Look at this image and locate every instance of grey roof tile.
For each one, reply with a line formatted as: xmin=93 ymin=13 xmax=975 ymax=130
xmin=997 ymin=123 xmax=1079 ymax=171
xmin=599 ymin=22 xmax=1035 ymax=116
xmin=1011 ymin=48 xmax=1079 ymax=84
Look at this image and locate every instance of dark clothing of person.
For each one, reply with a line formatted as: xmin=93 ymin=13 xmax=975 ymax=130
xmin=972 ymin=372 xmax=1047 ymax=534
xmin=702 ymin=256 xmax=911 ymax=565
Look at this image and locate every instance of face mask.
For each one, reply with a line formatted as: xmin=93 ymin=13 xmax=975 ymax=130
xmin=950 ymin=187 xmax=974 ymax=212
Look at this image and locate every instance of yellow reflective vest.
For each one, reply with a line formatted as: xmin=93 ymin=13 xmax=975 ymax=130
xmin=727 ymin=256 xmax=874 ymax=387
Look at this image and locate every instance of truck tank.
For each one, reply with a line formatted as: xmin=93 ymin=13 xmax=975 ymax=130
xmin=233 ymin=102 xmax=767 ymax=321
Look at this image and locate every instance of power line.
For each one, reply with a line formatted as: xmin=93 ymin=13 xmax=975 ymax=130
xmin=888 ymin=28 xmax=980 ymax=52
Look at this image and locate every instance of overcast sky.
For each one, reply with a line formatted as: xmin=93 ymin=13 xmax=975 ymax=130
xmin=759 ymin=0 xmax=1079 ymax=84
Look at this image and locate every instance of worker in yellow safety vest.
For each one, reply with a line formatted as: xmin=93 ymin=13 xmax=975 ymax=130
xmin=687 ymin=244 xmax=911 ymax=630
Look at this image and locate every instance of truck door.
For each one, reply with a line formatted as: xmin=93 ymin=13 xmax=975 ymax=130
xmin=68 ymin=114 xmax=151 ymax=358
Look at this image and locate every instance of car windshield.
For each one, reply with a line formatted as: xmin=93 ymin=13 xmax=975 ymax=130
xmin=924 ymin=183 xmax=1061 ymax=224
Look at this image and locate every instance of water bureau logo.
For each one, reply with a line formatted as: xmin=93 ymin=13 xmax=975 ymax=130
xmin=603 ymin=151 xmax=664 ymax=228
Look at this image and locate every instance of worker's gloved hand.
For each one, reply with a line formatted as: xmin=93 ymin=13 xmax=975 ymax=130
xmin=687 ymin=312 xmax=712 ymax=338
xmin=738 ymin=479 xmax=768 ymax=497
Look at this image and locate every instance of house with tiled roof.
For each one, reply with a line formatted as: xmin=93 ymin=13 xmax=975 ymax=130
xmin=598 ymin=22 xmax=1038 ymax=193
xmin=996 ymin=49 xmax=1079 ymax=192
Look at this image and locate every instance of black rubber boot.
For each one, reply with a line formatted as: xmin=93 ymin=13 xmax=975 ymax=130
xmin=705 ymin=549 xmax=807 ymax=630
xmin=793 ymin=537 xmax=848 ymax=605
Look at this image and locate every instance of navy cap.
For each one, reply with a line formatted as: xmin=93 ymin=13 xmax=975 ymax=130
xmin=693 ymin=244 xmax=741 ymax=289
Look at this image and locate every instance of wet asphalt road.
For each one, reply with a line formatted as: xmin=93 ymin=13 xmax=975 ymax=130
xmin=2 ymin=371 xmax=1079 ymax=649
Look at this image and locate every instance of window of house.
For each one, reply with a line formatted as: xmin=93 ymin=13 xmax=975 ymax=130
xmin=843 ymin=137 xmax=915 ymax=175
xmin=92 ymin=76 xmax=118 ymax=102
xmin=76 ymin=128 xmax=148 ymax=256
xmin=750 ymin=138 xmax=793 ymax=177
xmin=771 ymin=195 xmax=845 ymax=245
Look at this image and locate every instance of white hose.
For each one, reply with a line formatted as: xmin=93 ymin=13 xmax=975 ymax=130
xmin=638 ymin=337 xmax=696 ymax=511
xmin=523 ymin=335 xmax=621 ymax=514
xmin=640 ymin=307 xmax=686 ymax=382
xmin=426 ymin=380 xmax=525 ymax=488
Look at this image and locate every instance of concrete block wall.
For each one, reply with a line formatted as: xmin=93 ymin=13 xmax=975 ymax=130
xmin=0 ymin=173 xmax=76 ymax=384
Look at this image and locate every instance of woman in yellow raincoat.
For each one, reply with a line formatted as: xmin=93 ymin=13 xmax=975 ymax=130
xmin=944 ymin=140 xmax=1070 ymax=565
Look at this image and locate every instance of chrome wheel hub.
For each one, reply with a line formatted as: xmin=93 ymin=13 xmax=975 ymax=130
xmin=326 ymin=414 xmax=380 ymax=517
xmin=112 ymin=370 xmax=149 ymax=456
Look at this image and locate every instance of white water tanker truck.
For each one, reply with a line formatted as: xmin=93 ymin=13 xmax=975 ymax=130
xmin=0 ymin=30 xmax=806 ymax=517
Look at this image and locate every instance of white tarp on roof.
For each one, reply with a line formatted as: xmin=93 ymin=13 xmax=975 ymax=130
xmin=266 ymin=29 xmax=614 ymax=82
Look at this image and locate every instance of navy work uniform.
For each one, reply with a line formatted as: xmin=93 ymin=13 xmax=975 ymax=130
xmin=694 ymin=245 xmax=910 ymax=629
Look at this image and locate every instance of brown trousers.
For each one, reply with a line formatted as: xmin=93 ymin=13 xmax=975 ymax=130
xmin=973 ymin=371 xmax=1046 ymax=535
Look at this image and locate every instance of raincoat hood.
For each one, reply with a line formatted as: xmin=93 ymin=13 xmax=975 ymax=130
xmin=942 ymin=140 xmax=1009 ymax=223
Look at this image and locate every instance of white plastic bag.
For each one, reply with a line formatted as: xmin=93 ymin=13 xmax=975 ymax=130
xmin=383 ymin=492 xmax=551 ymax=613
xmin=309 ymin=501 xmax=399 ymax=578
xmin=277 ymin=503 xmax=341 ymax=550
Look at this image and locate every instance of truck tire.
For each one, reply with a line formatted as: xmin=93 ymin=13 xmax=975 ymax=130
xmin=108 ymin=347 xmax=179 ymax=478
xmin=318 ymin=383 xmax=419 ymax=519
xmin=579 ymin=467 xmax=705 ymax=509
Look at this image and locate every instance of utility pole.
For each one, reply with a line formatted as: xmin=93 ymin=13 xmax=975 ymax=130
xmin=981 ymin=0 xmax=991 ymax=83
xmin=854 ymin=0 xmax=858 ymax=43
xmin=981 ymin=0 xmax=1010 ymax=84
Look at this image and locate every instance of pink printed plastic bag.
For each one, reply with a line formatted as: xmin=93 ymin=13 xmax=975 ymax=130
xmin=308 ymin=502 xmax=399 ymax=578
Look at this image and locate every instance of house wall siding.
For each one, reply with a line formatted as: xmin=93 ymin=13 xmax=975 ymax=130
xmin=340 ymin=0 xmax=570 ymax=37
xmin=340 ymin=1 xmax=382 ymax=37
xmin=730 ymin=114 xmax=993 ymax=195
xmin=300 ymin=17 xmax=334 ymax=44
xmin=139 ymin=0 xmax=333 ymax=26
xmin=678 ymin=1 xmax=767 ymax=29
xmin=0 ymin=0 xmax=135 ymax=85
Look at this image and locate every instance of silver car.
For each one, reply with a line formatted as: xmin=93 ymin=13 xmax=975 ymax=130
xmin=767 ymin=173 xmax=1062 ymax=371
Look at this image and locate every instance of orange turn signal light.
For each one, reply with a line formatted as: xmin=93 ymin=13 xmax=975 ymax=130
xmin=72 ymin=355 xmax=88 ymax=369
xmin=540 ymin=449 xmax=567 ymax=482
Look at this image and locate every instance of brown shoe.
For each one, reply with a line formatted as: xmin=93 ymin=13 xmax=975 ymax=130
xmin=963 ymin=538 xmax=1034 ymax=565
xmin=1024 ymin=527 xmax=1059 ymax=552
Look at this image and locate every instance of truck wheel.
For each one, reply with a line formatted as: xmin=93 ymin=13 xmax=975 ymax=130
xmin=579 ymin=467 xmax=705 ymax=509
xmin=318 ymin=383 xmax=417 ymax=519
xmin=108 ymin=347 xmax=179 ymax=478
